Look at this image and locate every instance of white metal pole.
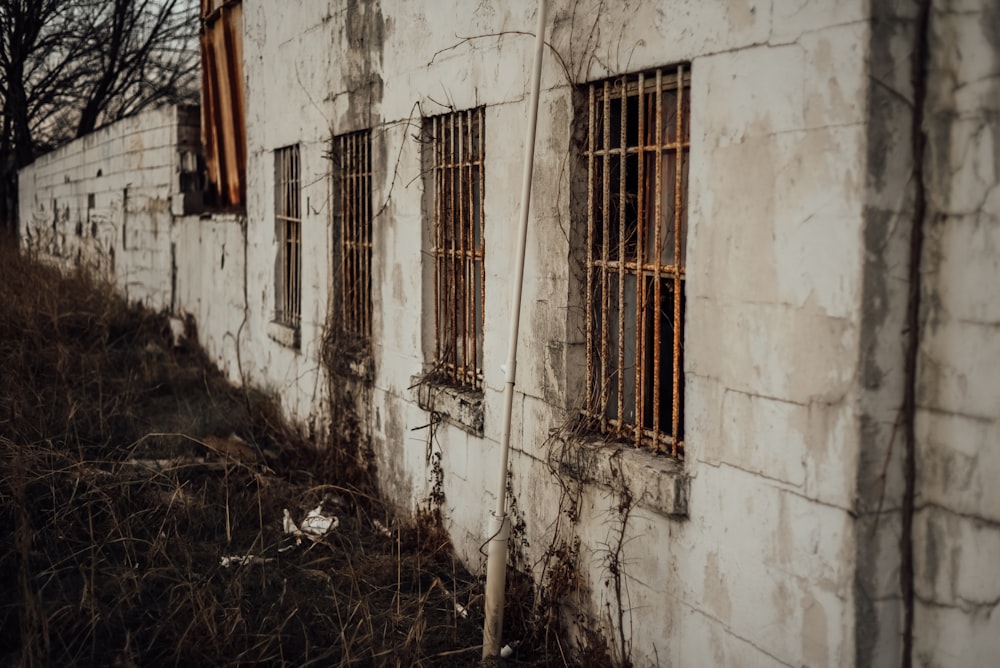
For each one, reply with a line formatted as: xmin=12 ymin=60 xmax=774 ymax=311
xmin=482 ymin=0 xmax=547 ymax=659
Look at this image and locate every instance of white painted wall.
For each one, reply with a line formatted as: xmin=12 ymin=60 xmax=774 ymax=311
xmin=915 ymin=2 xmax=1000 ymax=664
xmin=172 ymin=213 xmax=248 ymax=382
xmin=239 ymin=2 xmax=871 ymax=666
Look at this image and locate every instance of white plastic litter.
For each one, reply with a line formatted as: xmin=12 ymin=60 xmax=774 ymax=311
xmin=168 ymin=316 xmax=186 ymax=347
xmin=500 ymin=641 xmax=521 ymax=658
xmin=220 ymin=554 xmax=272 ymax=568
xmin=301 ymin=505 xmax=338 ymax=534
xmin=283 ymin=505 xmax=339 ymax=543
xmin=372 ymin=519 xmax=393 ymax=538
xmin=428 ymin=576 xmax=470 ymax=619
xmin=282 ymin=508 xmax=297 ymax=534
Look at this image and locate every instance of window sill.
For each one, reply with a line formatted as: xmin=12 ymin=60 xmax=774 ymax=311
xmin=556 ymin=434 xmax=689 ymax=519
xmin=413 ymin=375 xmax=484 ymax=437
xmin=267 ymin=320 xmax=300 ymax=350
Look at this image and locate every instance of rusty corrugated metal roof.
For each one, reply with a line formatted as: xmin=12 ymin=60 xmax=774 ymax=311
xmin=200 ymin=0 xmax=245 ymax=209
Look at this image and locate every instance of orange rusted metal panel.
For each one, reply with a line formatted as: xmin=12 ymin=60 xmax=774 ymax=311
xmin=200 ymin=0 xmax=245 ymax=209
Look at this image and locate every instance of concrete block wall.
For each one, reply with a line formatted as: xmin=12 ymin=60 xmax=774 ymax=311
xmin=854 ymin=3 xmax=1000 ymax=664
xmin=18 ymin=105 xmax=202 ymax=311
xmin=915 ymin=2 xmax=1000 ymax=664
xmin=17 ymin=105 xmax=250 ymax=392
xmin=172 ymin=213 xmax=248 ymax=383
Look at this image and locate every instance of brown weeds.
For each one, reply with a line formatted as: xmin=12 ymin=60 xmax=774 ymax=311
xmin=0 ymin=242 xmax=518 ymax=666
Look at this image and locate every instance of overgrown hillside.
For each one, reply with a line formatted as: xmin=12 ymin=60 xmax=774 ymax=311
xmin=0 ymin=243 xmax=536 ymax=666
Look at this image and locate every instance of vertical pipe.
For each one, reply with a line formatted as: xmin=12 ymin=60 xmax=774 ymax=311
xmin=482 ymin=1 xmax=546 ymax=658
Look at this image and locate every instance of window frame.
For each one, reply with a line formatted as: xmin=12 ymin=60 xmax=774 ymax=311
xmin=425 ymin=107 xmax=486 ymax=392
xmin=332 ymin=129 xmax=373 ymax=346
xmin=580 ymin=65 xmax=691 ymax=457
xmin=274 ymin=144 xmax=302 ymax=339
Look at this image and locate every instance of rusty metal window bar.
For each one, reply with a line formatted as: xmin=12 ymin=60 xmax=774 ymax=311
xmin=275 ymin=144 xmax=301 ymax=330
xmin=428 ymin=107 xmax=485 ymax=391
xmin=333 ymin=129 xmax=372 ymax=342
xmin=582 ymin=66 xmax=691 ymax=457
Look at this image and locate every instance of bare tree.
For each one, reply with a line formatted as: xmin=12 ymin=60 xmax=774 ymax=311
xmin=0 ymin=0 xmax=199 ymax=236
xmin=74 ymin=0 xmax=199 ymax=137
xmin=1 ymin=2 xmax=68 ymax=162
xmin=0 ymin=0 xmax=69 ymax=234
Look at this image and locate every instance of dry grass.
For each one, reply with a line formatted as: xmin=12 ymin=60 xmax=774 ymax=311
xmin=0 ymin=242 xmax=567 ymax=667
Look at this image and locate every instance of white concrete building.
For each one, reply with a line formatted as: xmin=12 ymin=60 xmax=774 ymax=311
xmin=18 ymin=1 xmax=1000 ymax=665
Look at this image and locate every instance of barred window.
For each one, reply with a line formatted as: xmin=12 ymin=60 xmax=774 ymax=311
xmin=275 ymin=145 xmax=301 ymax=333
xmin=333 ymin=130 xmax=372 ymax=342
xmin=427 ymin=108 xmax=485 ymax=390
xmin=582 ymin=66 xmax=690 ymax=456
